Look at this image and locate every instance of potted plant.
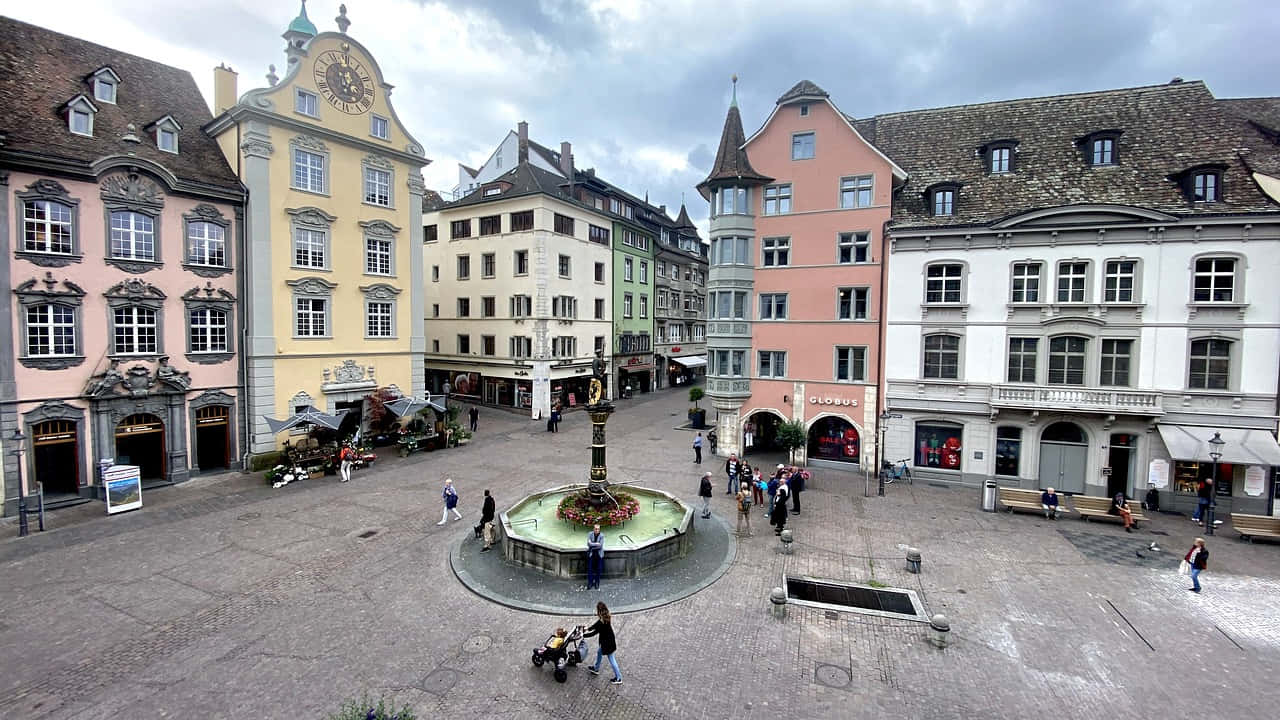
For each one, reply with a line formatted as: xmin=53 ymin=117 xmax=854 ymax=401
xmin=688 ymin=387 xmax=706 ymax=428
xmin=776 ymin=420 xmax=807 ymax=465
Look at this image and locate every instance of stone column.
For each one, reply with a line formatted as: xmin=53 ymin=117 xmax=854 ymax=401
xmin=239 ymin=122 xmax=277 ymax=456
xmin=587 ymin=403 xmax=615 ymax=505
xmin=0 ymin=171 xmax=16 ymax=516
xmin=406 ymin=172 xmax=427 ymax=399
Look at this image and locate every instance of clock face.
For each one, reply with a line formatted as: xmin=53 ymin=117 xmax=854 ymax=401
xmin=312 ymin=50 xmax=374 ymax=114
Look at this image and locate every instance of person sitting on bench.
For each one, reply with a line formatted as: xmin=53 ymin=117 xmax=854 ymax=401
xmin=1111 ymin=491 xmax=1136 ymax=532
xmin=1040 ymin=487 xmax=1062 ymax=520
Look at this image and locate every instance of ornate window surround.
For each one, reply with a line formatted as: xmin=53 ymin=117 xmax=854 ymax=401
xmin=288 ymin=276 xmax=337 ymax=339
xmin=287 ymin=206 xmax=336 ymax=271
xmin=182 ymin=203 xmax=233 ymax=278
xmin=15 ymin=179 xmax=83 ymax=267
xmin=361 ymin=154 xmax=396 ymax=209
xmin=14 ymin=272 xmax=86 ymax=369
xmin=104 ymin=278 xmax=166 ymax=359
xmin=360 ymin=283 xmax=401 ymax=340
xmin=359 ymin=218 xmax=400 ymax=278
xmin=100 ymin=171 xmax=166 ymax=273
xmin=181 ymin=283 xmax=236 ymax=364
xmin=290 ymin=135 xmax=331 ymax=197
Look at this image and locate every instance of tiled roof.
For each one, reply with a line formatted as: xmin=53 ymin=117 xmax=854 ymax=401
xmin=852 ymin=80 xmax=1278 ymax=229
xmin=0 ymin=17 xmax=240 ymax=192
xmin=1220 ymin=97 xmax=1280 ymax=134
xmin=459 ymin=164 xmax=479 ymax=178
xmin=674 ymin=203 xmax=696 ymax=229
xmin=698 ymin=104 xmax=771 ymax=193
xmin=777 ymin=80 xmax=829 ymax=104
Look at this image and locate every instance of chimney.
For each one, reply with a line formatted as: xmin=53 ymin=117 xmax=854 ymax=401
xmin=213 ymin=64 xmax=238 ymax=115
xmin=517 ymin=121 xmax=529 ymax=164
xmin=560 ymin=141 xmax=573 ymax=177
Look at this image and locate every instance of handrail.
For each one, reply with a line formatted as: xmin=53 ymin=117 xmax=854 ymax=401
xmin=510 ymin=518 xmax=538 ymax=531
xmin=617 ymin=534 xmax=633 ymax=544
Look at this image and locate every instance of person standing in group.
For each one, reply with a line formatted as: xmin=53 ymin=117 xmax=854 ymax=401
xmin=1185 ymin=537 xmax=1208 ymax=593
xmin=698 ymin=472 xmax=713 ymax=519
xmin=338 ymin=444 xmax=355 ymax=483
xmin=725 ymin=453 xmax=741 ymax=495
xmin=475 ymin=489 xmax=495 ymax=545
xmin=693 ymin=433 xmax=703 ymax=464
xmin=752 ymin=468 xmax=765 ymax=508
xmin=736 ymin=481 xmax=753 ymax=536
xmin=767 ymin=467 xmax=781 ymax=517
xmin=586 ymin=523 xmax=605 ymax=589
xmin=468 ymin=406 xmax=479 ymax=432
xmin=743 ymin=421 xmax=754 ymax=449
xmin=437 ymin=478 xmax=462 ymax=525
xmin=771 ymin=478 xmax=790 ymax=534
xmin=584 ymin=601 xmax=622 ymax=684
xmin=1192 ymin=478 xmax=1213 ymax=523
xmin=790 ymin=467 xmax=805 ymax=514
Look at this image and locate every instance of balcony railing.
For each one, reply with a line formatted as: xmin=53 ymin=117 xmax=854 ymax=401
xmin=991 ymin=384 xmax=1163 ymax=415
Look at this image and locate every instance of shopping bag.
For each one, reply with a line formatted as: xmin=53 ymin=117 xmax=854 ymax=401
xmin=1178 ymin=560 xmax=1191 ymax=576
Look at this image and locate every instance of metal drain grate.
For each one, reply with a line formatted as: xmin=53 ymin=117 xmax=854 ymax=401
xmin=784 ymin=575 xmax=926 ymax=621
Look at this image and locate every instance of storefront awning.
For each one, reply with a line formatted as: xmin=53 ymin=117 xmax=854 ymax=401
xmin=1157 ymin=424 xmax=1280 ymax=466
xmin=672 ymin=355 xmax=707 ymax=368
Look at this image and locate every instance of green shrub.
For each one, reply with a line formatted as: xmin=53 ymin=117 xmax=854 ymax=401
xmin=775 ymin=420 xmax=806 ymax=463
xmin=688 ymin=386 xmax=704 ymax=409
xmin=248 ymin=451 xmax=282 ymax=472
xmin=327 ymin=694 xmax=416 ymax=720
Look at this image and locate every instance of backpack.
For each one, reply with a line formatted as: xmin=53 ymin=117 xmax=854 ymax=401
xmin=738 ymin=492 xmax=752 ymax=511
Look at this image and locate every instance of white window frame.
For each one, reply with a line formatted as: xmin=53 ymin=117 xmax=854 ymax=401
xmin=623 ymin=293 xmax=633 ymax=318
xmin=1047 ymin=336 xmax=1088 ymax=385
xmin=295 ymin=89 xmax=319 ymax=117
xmin=639 ymin=294 xmax=648 ymax=319
xmin=837 ymin=287 xmax=868 ymax=320
xmin=109 ymin=211 xmax=156 ymax=261
xmin=639 ymin=261 xmax=648 ymax=284
xmin=370 ymin=114 xmax=390 ymax=140
xmin=363 ymin=166 xmax=392 ymax=207
xmin=293 ymin=228 xmax=327 ymax=269
xmin=835 ymin=346 xmax=867 ymax=383
xmin=294 ymin=297 xmax=329 ymax=338
xmin=759 ymin=293 xmax=788 ymax=321
xmin=762 ymin=236 xmax=790 ymax=267
xmin=26 ymin=303 xmax=78 ymax=357
xmin=990 ymin=146 xmax=1011 ymax=173
xmin=366 ymin=300 xmax=394 ymax=338
xmin=837 ymin=232 xmax=870 ymax=264
xmin=763 ymin=184 xmax=792 ymax=215
xmin=624 ymin=257 xmax=633 ymax=282
xmin=112 ymin=305 xmax=158 ymax=355
xmin=23 ymin=199 xmax=76 ymax=255
xmin=840 ymin=175 xmax=873 ymax=209
xmin=1010 ymin=262 xmax=1041 ymax=303
xmin=365 ymin=237 xmax=393 ymax=276
xmin=1103 ymin=259 xmax=1137 ymax=303
xmin=1192 ymin=257 xmax=1237 ymax=303
xmin=792 ymin=132 xmax=816 ymax=160
xmin=922 ymin=334 xmax=960 ymax=380
xmin=924 ymin=263 xmax=964 ymax=304
xmin=758 ymin=350 xmax=787 ymax=379
xmin=1056 ymin=261 xmax=1089 ymax=303
xmin=293 ymin=149 xmax=326 ymax=194
xmin=189 ymin=307 xmax=229 ymax=353
xmin=187 ymin=221 xmax=226 ymax=268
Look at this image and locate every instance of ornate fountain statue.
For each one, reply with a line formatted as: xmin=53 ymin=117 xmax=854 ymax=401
xmin=586 ymin=348 xmax=615 ymax=508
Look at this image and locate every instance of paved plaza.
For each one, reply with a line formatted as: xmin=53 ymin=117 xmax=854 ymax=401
xmin=1 ymin=388 xmax=1278 ymax=719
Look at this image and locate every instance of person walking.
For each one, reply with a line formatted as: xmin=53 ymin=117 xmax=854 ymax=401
xmin=551 ymin=405 xmax=562 ymax=433
xmin=790 ymin=467 xmax=805 ymax=514
xmin=707 ymin=428 xmax=718 ymax=455
xmin=736 ymin=481 xmax=753 ymax=536
xmin=698 ymin=472 xmax=713 ymax=519
xmin=1192 ymin=478 xmax=1213 ymax=523
xmin=436 ymin=478 xmax=462 ymax=525
xmin=771 ymin=478 xmax=790 ymax=535
xmin=693 ymin=433 xmax=703 ymax=464
xmin=468 ymin=406 xmax=479 ymax=432
xmin=1184 ymin=537 xmax=1209 ymax=593
xmin=586 ymin=524 xmax=605 ymax=589
xmin=752 ymin=468 xmax=765 ymax=508
xmin=725 ymin=453 xmax=741 ymax=495
xmin=584 ymin=601 xmax=622 ymax=684
xmin=475 ymin=489 xmax=495 ymax=544
xmin=338 ymin=444 xmax=355 ymax=483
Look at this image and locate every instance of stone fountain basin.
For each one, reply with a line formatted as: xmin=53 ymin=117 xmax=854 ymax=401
xmin=500 ymin=484 xmax=695 ymax=579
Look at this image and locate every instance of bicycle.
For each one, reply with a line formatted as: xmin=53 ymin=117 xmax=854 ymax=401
xmin=880 ymin=459 xmax=912 ymax=485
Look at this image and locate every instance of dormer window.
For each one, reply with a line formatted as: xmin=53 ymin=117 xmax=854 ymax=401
xmin=1077 ymin=130 xmax=1122 ymax=166
xmin=63 ymin=95 xmax=98 ymax=137
xmin=147 ymin=116 xmax=183 ymax=154
xmin=991 ymin=147 xmax=1011 ymax=173
xmin=89 ymin=67 xmax=120 ymax=104
xmin=926 ymin=183 xmax=959 ymax=217
xmin=1173 ymin=165 xmax=1226 ymax=203
xmin=980 ymin=140 xmax=1018 ymax=174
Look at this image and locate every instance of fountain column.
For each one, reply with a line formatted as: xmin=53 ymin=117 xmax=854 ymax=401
xmin=587 ymin=403 xmax=615 ymax=507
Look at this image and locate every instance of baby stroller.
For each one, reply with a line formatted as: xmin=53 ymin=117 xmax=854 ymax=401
xmin=531 ymin=624 xmax=588 ymax=683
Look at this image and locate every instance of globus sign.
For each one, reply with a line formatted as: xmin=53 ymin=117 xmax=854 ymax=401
xmin=809 ymin=397 xmax=859 ymax=406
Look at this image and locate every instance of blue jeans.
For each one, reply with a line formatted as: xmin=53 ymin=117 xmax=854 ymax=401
xmin=1190 ymin=567 xmax=1202 ymax=591
xmin=587 ymin=553 xmax=603 ymax=588
xmin=1193 ymin=498 xmax=1209 ymax=521
xmin=592 ymin=648 xmax=621 ymax=679
xmin=727 ymin=473 xmax=738 ymax=494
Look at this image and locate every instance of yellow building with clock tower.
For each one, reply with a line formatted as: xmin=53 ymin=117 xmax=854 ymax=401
xmin=205 ymin=2 xmax=430 ymax=460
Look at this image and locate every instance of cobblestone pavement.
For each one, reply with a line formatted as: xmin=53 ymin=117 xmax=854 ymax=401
xmin=1 ymin=387 xmax=1278 ymax=719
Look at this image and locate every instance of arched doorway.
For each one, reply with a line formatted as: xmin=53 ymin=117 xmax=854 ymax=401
xmin=115 ymin=413 xmax=166 ymax=481
xmin=807 ymin=416 xmax=861 ymax=464
xmin=194 ymin=405 xmax=230 ymax=471
xmin=743 ymin=411 xmax=783 ymax=455
xmin=33 ymin=419 xmax=80 ymax=496
xmin=1039 ymin=421 xmax=1088 ymax=494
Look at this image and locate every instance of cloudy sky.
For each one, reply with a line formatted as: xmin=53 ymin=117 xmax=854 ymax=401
xmin=8 ymin=0 xmax=1279 ymax=234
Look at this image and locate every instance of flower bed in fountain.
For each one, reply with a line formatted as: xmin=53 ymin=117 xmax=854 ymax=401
xmin=556 ymin=491 xmax=641 ymax=527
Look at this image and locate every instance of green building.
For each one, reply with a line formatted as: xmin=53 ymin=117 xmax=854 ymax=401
xmin=611 ymin=217 xmax=655 ymax=394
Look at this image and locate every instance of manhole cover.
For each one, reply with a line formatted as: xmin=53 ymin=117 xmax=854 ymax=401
xmin=815 ymin=664 xmax=852 ymax=688
xmin=785 ymin=575 xmax=926 ymax=621
xmin=422 ymin=668 xmax=458 ymax=695
xmin=463 ymin=635 xmax=492 ymax=653
xmin=236 ymin=512 xmax=261 ymax=522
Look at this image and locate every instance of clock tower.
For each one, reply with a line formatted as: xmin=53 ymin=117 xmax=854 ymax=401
xmin=205 ymin=2 xmax=431 ymax=461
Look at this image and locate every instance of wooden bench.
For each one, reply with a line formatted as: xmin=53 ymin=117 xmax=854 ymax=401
xmin=1072 ymin=495 xmax=1146 ymax=525
xmin=998 ymin=487 xmax=1072 ymax=517
xmin=1230 ymin=513 xmax=1280 ymax=543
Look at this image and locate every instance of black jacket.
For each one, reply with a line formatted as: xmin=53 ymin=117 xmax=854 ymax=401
xmin=1197 ymin=481 xmax=1213 ymax=500
xmin=725 ymin=459 xmax=740 ymax=476
xmin=480 ymin=495 xmax=495 ymax=524
xmin=584 ymin=619 xmax=616 ymax=654
xmin=1186 ymin=546 xmax=1209 ymax=570
xmin=698 ymin=476 xmax=712 ymax=497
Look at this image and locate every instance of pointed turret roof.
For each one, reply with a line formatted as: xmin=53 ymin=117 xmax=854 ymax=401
xmin=674 ymin=203 xmax=696 ymax=229
xmin=287 ymin=0 xmax=318 ymax=37
xmin=777 ymin=80 xmax=829 ymax=104
xmin=698 ymin=79 xmax=772 ymax=197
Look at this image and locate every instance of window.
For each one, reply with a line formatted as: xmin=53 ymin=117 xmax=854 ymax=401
xmin=26 ymin=304 xmax=76 ymax=356
xmin=371 ymin=115 xmax=389 ymax=140
xmin=510 ymin=336 xmax=532 ymax=358
xmin=514 ymin=249 xmax=529 ymax=275
xmin=479 ymin=215 xmax=501 ymax=236
xmin=759 ymin=293 xmax=788 ymax=320
xmin=1104 ymin=260 xmax=1136 ymax=302
xmin=932 ymin=188 xmax=955 ymax=216
xmin=479 ymin=253 xmax=495 ymax=278
xmin=70 ymin=108 xmax=93 ymax=136
xmin=552 ymin=336 xmax=577 ymax=358
xmin=589 ymin=224 xmax=610 ymax=244
xmin=840 ymin=176 xmax=873 ymax=209
xmin=1192 ymin=257 xmax=1235 ymax=302
xmin=477 ymin=296 xmax=494 ymax=318
xmin=431 ymin=303 xmax=439 ymax=318
xmin=158 ymin=129 xmax=178 ymax=153
xmin=1099 ymin=339 xmax=1132 ymax=386
xmin=1010 ymin=262 xmax=1041 ymax=303
xmin=1192 ymin=172 xmax=1220 ymax=202
xmin=671 ymin=263 xmax=680 ymax=279
xmin=186 ymin=221 xmax=226 ymax=267
xmin=431 ymin=266 xmax=439 ymax=282
xmin=1092 ymin=137 xmax=1114 ymax=165
xmin=925 ymin=264 xmax=963 ymax=303
xmin=624 ymin=257 xmax=633 ymax=282
xmin=457 ymin=335 xmax=470 ymax=354
xmin=432 ymin=339 xmax=440 ymax=353
xmin=457 ymin=298 xmax=471 ymax=317
xmin=23 ymin=200 xmax=75 ymax=255
xmin=510 ymin=295 xmax=532 ymax=317
xmin=639 ymin=261 xmax=648 ymax=284
xmin=710 ymin=290 xmax=749 ymax=320
xmin=554 ymin=213 xmax=574 ymax=235
xmin=511 ymin=211 xmax=534 ymax=232
xmin=425 ymin=224 xmax=438 ymax=242
xmin=837 ymin=287 xmax=869 ymax=320
xmin=365 ymin=238 xmax=392 ymax=275
xmin=711 ymin=236 xmax=751 ymax=265
xmin=552 ymin=296 xmax=577 ymax=318
xmin=366 ymin=302 xmax=393 ymax=338
xmin=762 ymin=237 xmax=790 ymax=267
xmin=694 ymin=325 xmax=705 ymax=341
xmin=792 ymin=132 xmax=815 ymax=160
xmin=293 ymin=228 xmax=325 ymax=268
xmin=799 ymin=103 xmax=809 ymax=116
xmin=639 ymin=294 xmax=648 ymax=318
xmin=716 ymin=187 xmax=747 ymax=215
xmin=1056 ymin=261 xmax=1088 ymax=303
xmin=914 ymin=422 xmax=964 ymax=470
xmin=482 ymin=335 xmax=496 ymax=356
xmin=923 ymin=334 xmax=960 ymax=379
xmin=457 ymin=254 xmax=471 ymax=280
xmin=1047 ymin=336 xmax=1087 ymax=385
xmin=835 ymin=346 xmax=867 ymax=382
xmin=1189 ymin=339 xmax=1231 ymax=390
xmin=657 ymin=291 xmax=667 ymax=310
xmin=623 ymin=293 xmax=633 ymax=318
xmin=94 ymin=77 xmax=117 ymax=104
xmin=594 ymin=262 xmax=605 ymax=283
xmin=995 ymin=427 xmax=1021 ymax=476
xmin=758 ymin=351 xmax=786 ymax=378
xmin=450 ymin=219 xmax=471 ymax=239
xmin=764 ymin=184 xmax=792 ymax=215
xmin=109 ymin=211 xmax=156 ymax=261
xmin=295 ymin=89 xmax=318 ymax=116
xmin=558 ymin=255 xmax=571 ymax=278
xmin=609 ymin=198 xmax=621 ymax=214
xmin=711 ymin=349 xmax=745 ymax=376
xmin=293 ymin=149 xmax=325 ymax=193
xmin=990 ymin=146 xmax=1011 ymax=173
xmin=594 ymin=298 xmax=605 ymax=319
xmin=113 ymin=306 xmax=157 ymax=354
xmin=1007 ymin=338 xmax=1038 ymax=383
xmin=837 ymin=232 xmax=869 ymax=264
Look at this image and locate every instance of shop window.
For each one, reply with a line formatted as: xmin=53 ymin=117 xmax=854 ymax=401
xmin=995 ymin=427 xmax=1021 ymax=477
xmin=1173 ymin=461 xmax=1233 ymax=497
xmin=914 ymin=422 xmax=963 ymax=471
xmin=807 ymin=417 xmax=860 ymax=464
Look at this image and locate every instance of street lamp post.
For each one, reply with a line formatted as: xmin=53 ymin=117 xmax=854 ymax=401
xmin=1206 ymin=431 xmax=1224 ymax=536
xmin=10 ymin=429 xmax=28 ymax=538
xmin=877 ymin=410 xmax=903 ymax=497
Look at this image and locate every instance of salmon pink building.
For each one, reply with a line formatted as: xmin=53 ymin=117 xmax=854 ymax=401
xmin=699 ymin=80 xmax=904 ymax=468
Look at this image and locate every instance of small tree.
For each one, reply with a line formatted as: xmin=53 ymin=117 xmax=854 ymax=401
xmin=688 ymin=386 xmax=705 ymax=409
xmin=776 ymin=420 xmax=807 ymax=465
xmin=364 ymin=387 xmax=401 ymax=434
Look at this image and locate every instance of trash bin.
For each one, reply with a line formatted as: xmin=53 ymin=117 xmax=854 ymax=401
xmin=981 ymin=480 xmax=998 ymax=512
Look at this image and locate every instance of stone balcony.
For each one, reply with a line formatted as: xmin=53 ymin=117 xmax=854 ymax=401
xmin=991 ymin=384 xmax=1164 ymax=415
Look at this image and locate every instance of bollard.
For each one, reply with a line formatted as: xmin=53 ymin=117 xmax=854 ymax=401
xmin=769 ymin=586 xmax=787 ymax=619
xmin=905 ymin=547 xmax=922 ymax=574
xmin=929 ymin=614 xmax=951 ymax=648
xmin=779 ymin=529 xmax=794 ymax=554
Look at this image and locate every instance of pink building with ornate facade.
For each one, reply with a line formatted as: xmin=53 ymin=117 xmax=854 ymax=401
xmin=0 ymin=18 xmax=244 ymax=513
xmin=700 ymin=80 xmax=903 ymax=468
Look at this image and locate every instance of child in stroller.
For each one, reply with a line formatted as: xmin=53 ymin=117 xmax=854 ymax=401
xmin=531 ymin=625 xmax=588 ymax=683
